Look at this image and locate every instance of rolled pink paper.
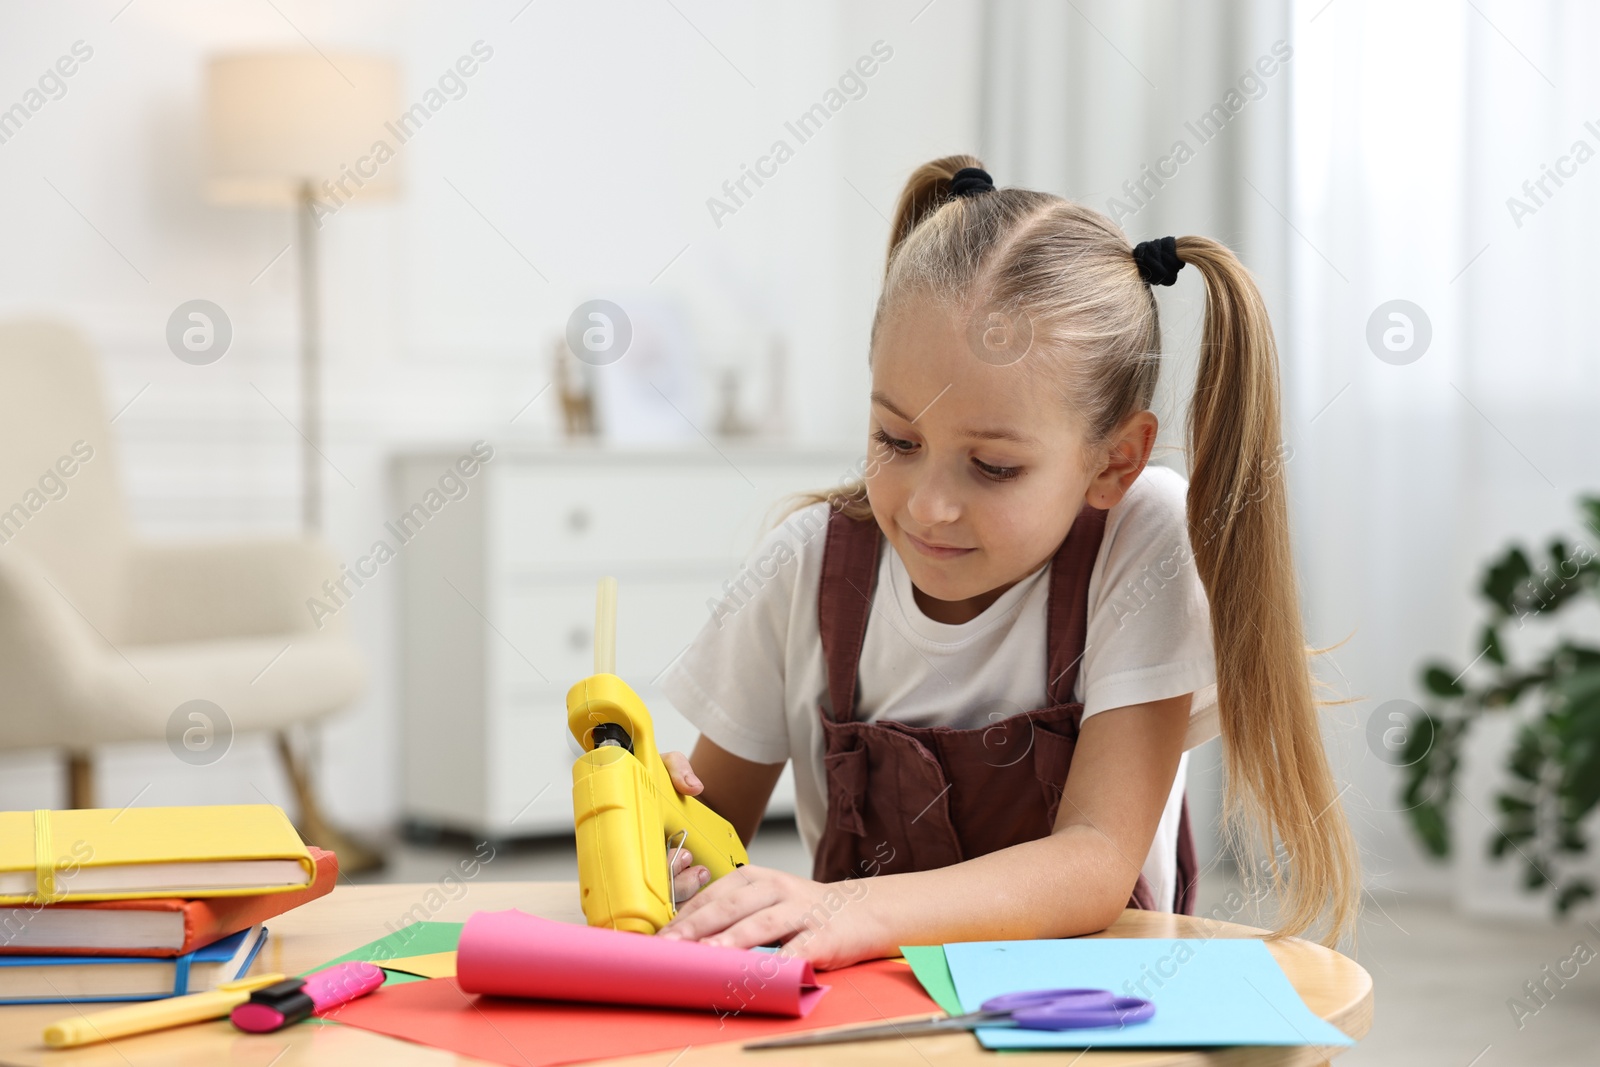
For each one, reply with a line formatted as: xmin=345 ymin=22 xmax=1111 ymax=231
xmin=456 ymin=910 xmax=827 ymax=1017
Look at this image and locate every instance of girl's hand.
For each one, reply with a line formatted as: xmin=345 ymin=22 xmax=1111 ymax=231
xmin=662 ymin=750 xmax=711 ymax=904
xmin=656 ymin=865 xmax=889 ymax=971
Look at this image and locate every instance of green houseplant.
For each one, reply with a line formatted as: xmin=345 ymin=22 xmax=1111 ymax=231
xmin=1406 ymin=496 xmax=1600 ymax=915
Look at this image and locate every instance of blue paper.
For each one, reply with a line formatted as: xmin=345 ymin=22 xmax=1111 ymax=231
xmin=944 ymin=937 xmax=1354 ymax=1049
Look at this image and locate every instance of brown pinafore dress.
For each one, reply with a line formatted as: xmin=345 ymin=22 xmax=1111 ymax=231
xmin=810 ymin=502 xmax=1199 ymax=915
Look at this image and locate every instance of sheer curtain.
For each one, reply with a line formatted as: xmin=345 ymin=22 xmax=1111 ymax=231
xmin=979 ymin=0 xmax=1600 ymax=917
xmin=1291 ymin=0 xmax=1600 ymax=915
xmin=978 ymin=0 xmax=1296 ymax=877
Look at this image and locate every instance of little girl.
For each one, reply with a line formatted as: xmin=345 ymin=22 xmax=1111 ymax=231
xmin=654 ymin=155 xmax=1359 ymax=968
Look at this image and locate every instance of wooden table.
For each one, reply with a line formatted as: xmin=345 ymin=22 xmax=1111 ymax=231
xmin=0 ymin=882 xmax=1371 ymax=1066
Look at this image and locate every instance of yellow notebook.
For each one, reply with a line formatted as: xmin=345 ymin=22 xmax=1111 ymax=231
xmin=0 ymin=805 xmax=315 ymax=904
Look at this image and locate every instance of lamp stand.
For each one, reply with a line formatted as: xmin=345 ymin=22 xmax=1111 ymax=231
xmin=288 ymin=185 xmax=382 ymax=874
xmin=296 ymin=180 xmax=322 ymax=533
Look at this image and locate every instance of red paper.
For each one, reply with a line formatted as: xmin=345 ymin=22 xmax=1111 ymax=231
xmin=457 ymin=909 xmax=823 ymax=1016
xmin=331 ymin=958 xmax=939 ymax=1067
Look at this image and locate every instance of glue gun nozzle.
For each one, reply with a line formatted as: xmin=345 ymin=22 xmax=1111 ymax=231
xmin=592 ymin=722 xmax=633 ymax=753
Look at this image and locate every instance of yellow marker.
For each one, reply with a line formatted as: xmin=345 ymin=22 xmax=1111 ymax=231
xmin=569 ymin=576 xmax=750 ymax=934
xmin=43 ymin=972 xmax=286 ymax=1048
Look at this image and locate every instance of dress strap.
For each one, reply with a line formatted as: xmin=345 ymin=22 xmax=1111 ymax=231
xmin=816 ymin=507 xmax=883 ymax=724
xmin=1044 ymin=504 xmax=1108 ymax=705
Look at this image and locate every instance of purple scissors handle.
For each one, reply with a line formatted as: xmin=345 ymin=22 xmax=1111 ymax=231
xmin=982 ymin=988 xmax=1114 ymax=1013
xmin=741 ymin=986 xmax=1154 ymax=1049
xmin=982 ymin=988 xmax=1156 ymax=1031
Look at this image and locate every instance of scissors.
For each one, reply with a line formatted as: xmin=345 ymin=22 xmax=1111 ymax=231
xmin=744 ymin=987 xmax=1154 ymax=1049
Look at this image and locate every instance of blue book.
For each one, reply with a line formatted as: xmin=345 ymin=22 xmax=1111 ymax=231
xmin=0 ymin=924 xmax=267 ymax=1004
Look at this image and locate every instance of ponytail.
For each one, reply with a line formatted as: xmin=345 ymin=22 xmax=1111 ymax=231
xmin=791 ymin=156 xmax=1361 ymax=946
xmin=885 ymin=153 xmax=986 ymax=275
xmin=1177 ymin=236 xmax=1361 ymax=947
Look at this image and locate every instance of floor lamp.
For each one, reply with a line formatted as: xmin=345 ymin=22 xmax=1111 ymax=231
xmin=204 ymin=53 xmax=400 ymax=871
xmin=205 ymin=52 xmax=400 ymax=531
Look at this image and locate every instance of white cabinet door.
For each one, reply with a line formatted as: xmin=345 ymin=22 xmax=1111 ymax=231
xmin=494 ymin=578 xmax=728 ymax=694
xmin=402 ymin=448 xmax=855 ymax=838
xmin=488 ymin=577 xmax=741 ymax=834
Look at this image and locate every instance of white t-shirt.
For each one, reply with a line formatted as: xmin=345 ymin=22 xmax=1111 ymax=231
xmin=659 ymin=464 xmax=1220 ymax=912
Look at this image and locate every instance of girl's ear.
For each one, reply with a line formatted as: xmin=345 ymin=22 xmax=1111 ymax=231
xmin=1084 ymin=410 xmax=1158 ymax=510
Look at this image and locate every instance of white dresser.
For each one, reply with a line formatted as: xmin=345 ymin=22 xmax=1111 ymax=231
xmin=395 ymin=445 xmax=859 ymax=840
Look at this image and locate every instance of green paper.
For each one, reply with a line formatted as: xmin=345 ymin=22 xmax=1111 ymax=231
xmin=899 ymin=944 xmax=963 ymax=1016
xmin=307 ymin=921 xmax=463 ymax=986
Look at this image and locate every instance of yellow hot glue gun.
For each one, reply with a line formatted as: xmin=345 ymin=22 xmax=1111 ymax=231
xmin=568 ymin=576 xmax=749 ymax=934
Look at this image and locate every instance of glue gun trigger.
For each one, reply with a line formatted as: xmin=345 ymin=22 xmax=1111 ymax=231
xmin=666 ymin=829 xmax=690 ymax=914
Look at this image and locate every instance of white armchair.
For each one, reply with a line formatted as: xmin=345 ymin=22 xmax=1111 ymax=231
xmin=0 ymin=318 xmax=374 ymax=868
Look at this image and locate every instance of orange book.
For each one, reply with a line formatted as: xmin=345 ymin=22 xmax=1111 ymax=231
xmin=0 ymin=848 xmax=336 ymax=957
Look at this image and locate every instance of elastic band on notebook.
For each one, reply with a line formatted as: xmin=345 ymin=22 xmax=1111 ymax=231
xmin=33 ymin=809 xmax=60 ymax=902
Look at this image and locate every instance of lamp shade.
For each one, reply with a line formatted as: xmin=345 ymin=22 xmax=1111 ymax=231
xmin=206 ymin=52 xmax=401 ymax=205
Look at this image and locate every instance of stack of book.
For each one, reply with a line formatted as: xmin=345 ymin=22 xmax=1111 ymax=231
xmin=0 ymin=805 xmax=337 ymax=1004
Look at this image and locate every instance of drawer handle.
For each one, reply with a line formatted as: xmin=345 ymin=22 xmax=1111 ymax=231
xmin=567 ymin=508 xmax=590 ymax=532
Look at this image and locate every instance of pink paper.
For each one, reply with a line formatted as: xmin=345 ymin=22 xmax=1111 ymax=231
xmin=456 ymin=909 xmax=826 ymax=1017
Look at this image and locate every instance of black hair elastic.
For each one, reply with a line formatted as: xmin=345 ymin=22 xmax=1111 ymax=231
xmin=1132 ymin=236 xmax=1184 ymax=286
xmin=949 ymin=167 xmax=995 ymax=198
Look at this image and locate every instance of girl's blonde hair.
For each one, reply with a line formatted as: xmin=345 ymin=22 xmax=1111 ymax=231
xmin=791 ymin=154 xmax=1359 ymax=947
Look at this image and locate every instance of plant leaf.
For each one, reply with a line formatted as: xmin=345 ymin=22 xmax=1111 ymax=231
xmin=1557 ymin=881 xmax=1595 ymax=914
xmin=1409 ymin=802 xmax=1450 ymax=858
xmin=1523 ymin=861 xmax=1551 ymax=890
xmin=1481 ymin=623 xmax=1505 ymax=667
xmin=1564 ymin=739 xmax=1600 ymax=815
xmin=1481 ymin=547 xmax=1531 ymax=617
xmin=1551 ymin=666 xmax=1600 ymax=708
xmin=1496 ymin=794 xmax=1534 ymax=816
xmin=1580 ymin=496 xmax=1600 ymax=542
xmin=1423 ymin=665 xmax=1465 ymax=698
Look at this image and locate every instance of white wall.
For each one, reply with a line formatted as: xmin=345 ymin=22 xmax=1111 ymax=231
xmin=0 ymin=0 xmax=984 ymax=829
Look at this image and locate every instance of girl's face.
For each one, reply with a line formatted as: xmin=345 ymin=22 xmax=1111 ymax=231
xmin=865 ymin=296 xmax=1150 ymax=622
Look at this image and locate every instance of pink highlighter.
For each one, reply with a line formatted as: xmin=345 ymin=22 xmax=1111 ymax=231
xmin=230 ymin=961 xmax=385 ymax=1032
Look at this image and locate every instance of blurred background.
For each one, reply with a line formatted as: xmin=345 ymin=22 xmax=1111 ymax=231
xmin=1 ymin=1 xmax=1597 ymax=1061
